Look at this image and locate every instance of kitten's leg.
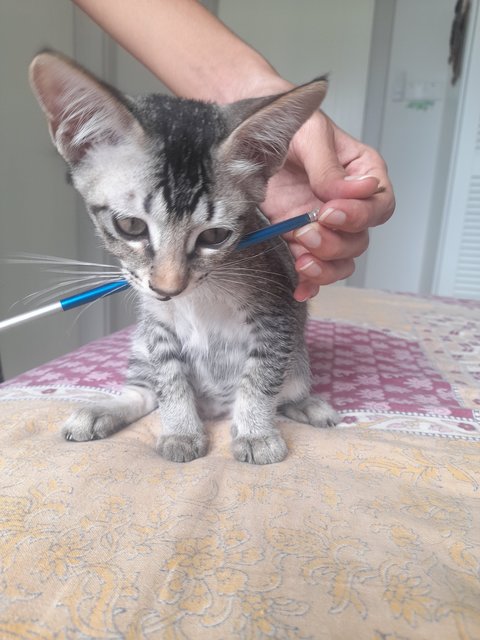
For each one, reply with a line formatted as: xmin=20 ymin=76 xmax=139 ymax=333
xmin=63 ymin=325 xmax=207 ymax=461
xmin=231 ymin=313 xmax=293 ymax=465
xmin=278 ymin=346 xmax=340 ymax=428
xmin=154 ymin=375 xmax=208 ymax=463
xmin=62 ymin=385 xmax=157 ymax=441
xmin=130 ymin=325 xmax=208 ymax=463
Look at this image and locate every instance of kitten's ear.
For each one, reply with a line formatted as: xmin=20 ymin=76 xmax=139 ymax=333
xmin=29 ymin=51 xmax=144 ymax=164
xmin=218 ymin=77 xmax=327 ymax=196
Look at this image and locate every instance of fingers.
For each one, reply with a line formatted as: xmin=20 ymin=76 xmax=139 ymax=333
xmin=296 ymin=255 xmax=356 ymax=285
xmin=290 ymin=228 xmax=367 ymax=300
xmin=292 ymin=226 xmax=369 ymax=262
xmin=294 ymin=279 xmax=320 ymax=302
xmin=288 ymin=191 xmax=390 ymax=300
xmin=323 ymin=136 xmax=396 ymax=228
xmin=293 ymin=257 xmax=355 ymax=302
xmin=318 ymin=189 xmax=395 ymax=232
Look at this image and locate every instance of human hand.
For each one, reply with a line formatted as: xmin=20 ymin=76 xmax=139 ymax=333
xmin=261 ymin=109 xmax=395 ymax=301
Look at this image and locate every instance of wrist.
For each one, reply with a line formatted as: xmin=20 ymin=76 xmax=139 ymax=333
xmin=217 ymin=64 xmax=294 ymax=104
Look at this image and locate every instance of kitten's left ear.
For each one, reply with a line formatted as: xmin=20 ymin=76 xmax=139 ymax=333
xmin=218 ymin=77 xmax=327 ymax=196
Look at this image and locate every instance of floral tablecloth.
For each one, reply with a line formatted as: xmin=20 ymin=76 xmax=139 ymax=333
xmin=0 ymin=287 xmax=479 ymax=639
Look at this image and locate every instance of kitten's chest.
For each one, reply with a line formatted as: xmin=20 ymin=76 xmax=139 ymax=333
xmin=172 ymin=297 xmax=252 ymax=357
xmin=170 ymin=298 xmax=253 ymax=412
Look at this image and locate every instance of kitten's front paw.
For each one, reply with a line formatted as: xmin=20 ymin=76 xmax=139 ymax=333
xmin=62 ymin=407 xmax=119 ymax=441
xmin=156 ymin=433 xmax=208 ymax=463
xmin=232 ymin=433 xmax=288 ymax=465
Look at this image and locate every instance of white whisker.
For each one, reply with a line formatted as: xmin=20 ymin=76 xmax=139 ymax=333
xmin=5 ymin=252 xmax=119 ymax=270
xmin=41 ymin=268 xmax=123 ymax=277
xmin=67 ymin=286 xmax=127 ymax=334
xmin=125 ymin=287 xmax=139 ymax=315
xmin=220 ymin=265 xmax=290 ymax=280
xmin=218 ymin=271 xmax=291 ymax=292
xmin=226 ymin=241 xmax=285 ymax=268
xmin=209 ymin=274 xmax=285 ymax=301
xmin=9 ymin=275 xmax=122 ymax=312
xmin=68 ymin=278 xmax=139 ymax=334
xmin=220 ymin=265 xmax=290 ymax=281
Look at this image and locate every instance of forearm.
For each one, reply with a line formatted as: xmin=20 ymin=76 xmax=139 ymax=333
xmin=73 ymin=0 xmax=288 ymax=102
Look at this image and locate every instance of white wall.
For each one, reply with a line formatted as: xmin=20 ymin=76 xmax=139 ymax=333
xmin=218 ymin=0 xmax=375 ymax=140
xmin=0 ymin=2 xmax=80 ymax=378
xmin=362 ymin=0 xmax=454 ymax=293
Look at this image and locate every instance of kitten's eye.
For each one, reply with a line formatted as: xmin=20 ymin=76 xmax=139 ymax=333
xmin=196 ymin=227 xmax=232 ymax=249
xmin=114 ymin=217 xmax=148 ymax=239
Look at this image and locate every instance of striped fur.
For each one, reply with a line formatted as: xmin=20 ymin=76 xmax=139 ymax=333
xmin=30 ymin=52 xmax=339 ymax=464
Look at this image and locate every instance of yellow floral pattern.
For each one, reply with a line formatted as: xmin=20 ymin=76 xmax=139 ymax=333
xmin=0 ymin=289 xmax=479 ymax=639
xmin=0 ymin=400 xmax=478 ymax=639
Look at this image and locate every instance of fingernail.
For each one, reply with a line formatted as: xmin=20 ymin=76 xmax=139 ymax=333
xmin=298 ymin=259 xmax=323 ymax=278
xmin=344 ymin=174 xmax=378 ymax=182
xmin=319 ymin=208 xmax=346 ymax=226
xmin=294 ymin=224 xmax=322 ymax=249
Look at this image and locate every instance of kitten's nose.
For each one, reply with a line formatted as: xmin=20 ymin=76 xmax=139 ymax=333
xmin=149 ymin=282 xmax=185 ymax=300
xmin=149 ymin=257 xmax=188 ymax=299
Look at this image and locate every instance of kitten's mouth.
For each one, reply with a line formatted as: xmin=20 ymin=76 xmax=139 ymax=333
xmin=145 ymin=288 xmax=171 ymax=302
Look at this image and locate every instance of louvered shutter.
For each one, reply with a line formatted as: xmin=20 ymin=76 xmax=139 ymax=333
xmin=434 ymin=1 xmax=480 ymax=299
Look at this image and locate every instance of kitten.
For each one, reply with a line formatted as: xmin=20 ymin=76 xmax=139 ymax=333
xmin=29 ymin=51 xmax=339 ymax=465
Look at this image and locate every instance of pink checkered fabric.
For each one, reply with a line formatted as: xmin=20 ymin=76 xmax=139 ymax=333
xmin=2 ymin=318 xmax=478 ymax=437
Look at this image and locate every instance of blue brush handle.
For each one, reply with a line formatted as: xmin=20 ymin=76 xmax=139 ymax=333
xmin=236 ymin=211 xmax=314 ymax=249
xmin=60 ymin=280 xmax=130 ymax=311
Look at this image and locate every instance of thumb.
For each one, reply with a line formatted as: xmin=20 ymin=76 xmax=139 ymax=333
xmin=298 ymin=113 xmax=380 ymax=201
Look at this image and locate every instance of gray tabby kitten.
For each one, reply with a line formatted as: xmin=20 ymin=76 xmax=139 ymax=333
xmin=29 ymin=51 xmax=340 ymax=465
